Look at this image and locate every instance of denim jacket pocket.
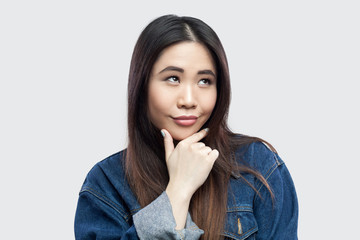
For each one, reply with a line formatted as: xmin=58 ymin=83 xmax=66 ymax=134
xmin=222 ymin=206 xmax=258 ymax=240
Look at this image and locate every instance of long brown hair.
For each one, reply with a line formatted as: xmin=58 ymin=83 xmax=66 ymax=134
xmin=126 ymin=14 xmax=273 ymax=239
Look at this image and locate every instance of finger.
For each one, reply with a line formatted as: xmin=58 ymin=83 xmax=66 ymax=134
xmin=201 ymin=146 xmax=212 ymax=155
xmin=208 ymin=149 xmax=219 ymax=162
xmin=192 ymin=142 xmax=206 ymax=149
xmin=182 ymin=128 xmax=209 ymax=144
xmin=161 ymin=129 xmax=174 ymax=161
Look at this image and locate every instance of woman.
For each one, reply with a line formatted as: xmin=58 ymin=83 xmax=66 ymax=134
xmin=75 ymin=14 xmax=298 ymax=239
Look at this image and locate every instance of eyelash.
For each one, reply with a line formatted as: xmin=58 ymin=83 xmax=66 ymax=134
xmin=165 ymin=76 xmax=212 ymax=85
xmin=166 ymin=76 xmax=180 ymax=83
xmin=199 ymin=79 xmax=212 ymax=85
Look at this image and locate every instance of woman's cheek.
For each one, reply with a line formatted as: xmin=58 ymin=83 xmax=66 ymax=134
xmin=203 ymin=91 xmax=217 ymax=114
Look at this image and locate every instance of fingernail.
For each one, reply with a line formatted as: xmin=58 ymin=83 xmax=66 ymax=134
xmin=204 ymin=128 xmax=209 ymax=132
xmin=160 ymin=130 xmax=165 ymax=137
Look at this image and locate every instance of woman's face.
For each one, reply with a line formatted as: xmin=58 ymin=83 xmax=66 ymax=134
xmin=148 ymin=41 xmax=217 ymax=141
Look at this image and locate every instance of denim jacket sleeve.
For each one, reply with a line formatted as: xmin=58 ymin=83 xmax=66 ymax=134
xmin=251 ymin=143 xmax=298 ymax=239
xmin=75 ymin=187 xmax=139 ymax=240
xmin=75 ymin=189 xmax=203 ymax=240
xmin=74 ymin=152 xmax=203 ymax=240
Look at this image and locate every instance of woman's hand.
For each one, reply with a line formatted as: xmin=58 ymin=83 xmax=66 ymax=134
xmin=163 ymin=128 xmax=219 ymax=197
xmin=162 ymin=128 xmax=219 ymax=229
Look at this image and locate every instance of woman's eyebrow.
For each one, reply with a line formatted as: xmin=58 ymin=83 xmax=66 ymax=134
xmin=159 ymin=66 xmax=216 ymax=77
xmin=198 ymin=70 xmax=216 ymax=77
xmin=159 ymin=66 xmax=184 ymax=74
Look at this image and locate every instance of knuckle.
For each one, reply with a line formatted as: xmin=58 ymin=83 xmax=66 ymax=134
xmin=202 ymin=147 xmax=211 ymax=154
xmin=176 ymin=142 xmax=186 ymax=150
xmin=210 ymin=149 xmax=219 ymax=159
xmin=190 ymin=143 xmax=197 ymax=151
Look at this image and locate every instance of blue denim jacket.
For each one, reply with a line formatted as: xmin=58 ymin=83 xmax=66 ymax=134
xmin=75 ymin=142 xmax=298 ymax=239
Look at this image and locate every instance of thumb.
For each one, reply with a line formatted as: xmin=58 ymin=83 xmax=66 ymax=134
xmin=161 ymin=129 xmax=174 ymax=161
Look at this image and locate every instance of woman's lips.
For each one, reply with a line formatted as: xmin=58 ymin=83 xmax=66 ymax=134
xmin=173 ymin=115 xmax=198 ymax=126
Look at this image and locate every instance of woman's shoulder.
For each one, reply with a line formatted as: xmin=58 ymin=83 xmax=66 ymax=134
xmin=78 ymin=149 xmax=140 ymax=211
xmin=232 ymin=134 xmax=284 ymax=179
xmin=85 ymin=149 xmax=127 ymax=184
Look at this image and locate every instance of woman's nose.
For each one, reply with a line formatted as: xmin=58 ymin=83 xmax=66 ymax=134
xmin=177 ymin=85 xmax=197 ymax=109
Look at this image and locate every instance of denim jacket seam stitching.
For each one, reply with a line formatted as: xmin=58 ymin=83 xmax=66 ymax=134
xmin=227 ymin=206 xmax=253 ymax=212
xmin=129 ymin=207 xmax=142 ymax=215
xmin=252 ymin=157 xmax=272 ymax=185
xmin=273 ymin=153 xmax=284 ymax=166
xmin=254 ymin=161 xmax=278 ymax=202
xmin=80 ymin=186 xmax=131 ymax=222
xmin=254 ymin=160 xmax=276 ymax=188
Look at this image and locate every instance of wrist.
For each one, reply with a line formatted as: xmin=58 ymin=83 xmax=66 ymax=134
xmin=165 ymin=184 xmax=192 ymax=230
xmin=166 ymin=182 xmax=193 ymax=203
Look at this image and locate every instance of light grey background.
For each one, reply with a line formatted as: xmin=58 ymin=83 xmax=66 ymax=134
xmin=1 ymin=0 xmax=359 ymax=239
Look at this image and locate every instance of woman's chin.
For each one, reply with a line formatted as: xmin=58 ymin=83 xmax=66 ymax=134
xmin=168 ymin=128 xmax=199 ymax=141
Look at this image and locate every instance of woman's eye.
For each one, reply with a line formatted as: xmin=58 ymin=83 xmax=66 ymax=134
xmin=199 ymin=79 xmax=211 ymax=85
xmin=166 ymin=76 xmax=180 ymax=83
